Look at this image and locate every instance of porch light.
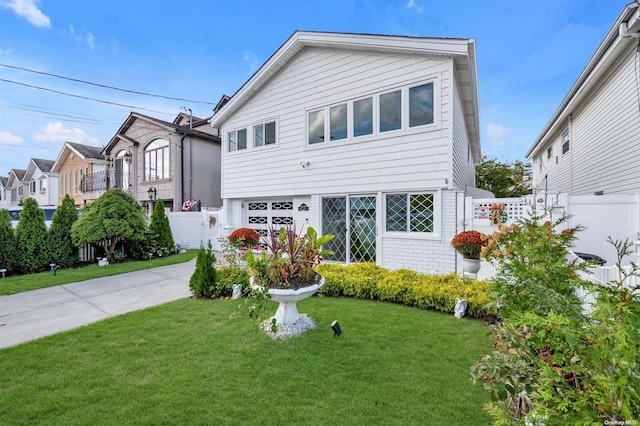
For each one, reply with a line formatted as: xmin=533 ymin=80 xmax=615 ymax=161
xmin=148 ymin=186 xmax=157 ymax=201
xmin=123 ymin=151 xmax=132 ymax=164
xmin=106 ymin=157 xmax=114 ymax=168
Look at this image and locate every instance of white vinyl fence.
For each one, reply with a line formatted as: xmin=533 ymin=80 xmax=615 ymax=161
xmin=166 ymin=208 xmax=223 ymax=251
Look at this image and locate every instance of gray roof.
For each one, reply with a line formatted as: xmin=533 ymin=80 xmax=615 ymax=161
xmin=67 ymin=142 xmax=104 ymax=160
xmin=0 ymin=176 xmax=7 ymax=187
xmin=33 ymin=158 xmax=55 ymax=173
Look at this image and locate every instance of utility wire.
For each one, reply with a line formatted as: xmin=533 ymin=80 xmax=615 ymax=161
xmin=0 ymin=78 xmax=174 ymax=115
xmin=0 ymin=63 xmax=217 ymax=106
xmin=0 ymin=103 xmax=117 ymax=124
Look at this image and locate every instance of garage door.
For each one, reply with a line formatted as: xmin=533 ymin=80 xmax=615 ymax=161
xmin=245 ymin=199 xmax=294 ymax=240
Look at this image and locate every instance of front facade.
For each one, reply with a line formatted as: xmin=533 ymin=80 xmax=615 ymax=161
xmin=22 ymin=158 xmax=58 ymax=208
xmin=527 ymin=1 xmax=640 ymax=195
xmin=5 ymin=169 xmax=26 ymax=208
xmin=99 ymin=112 xmax=222 ymax=212
xmin=210 ymin=31 xmax=480 ymax=273
xmin=52 ymin=142 xmax=106 ymax=207
xmin=0 ymin=177 xmax=7 ymax=208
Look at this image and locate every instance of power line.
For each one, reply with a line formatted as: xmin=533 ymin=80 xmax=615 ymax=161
xmin=0 ymin=103 xmax=117 ymax=124
xmin=0 ymin=63 xmax=217 ymax=106
xmin=0 ymin=78 xmax=174 ymax=115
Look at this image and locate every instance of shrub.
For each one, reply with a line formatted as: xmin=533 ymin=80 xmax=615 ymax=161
xmin=316 ymin=263 xmax=493 ymax=318
xmin=15 ymin=198 xmax=49 ymax=273
xmin=148 ymin=199 xmax=174 ymax=256
xmin=228 ymin=227 xmax=260 ymax=249
xmin=47 ymin=194 xmax=79 ymax=268
xmin=0 ymin=209 xmax=17 ymax=273
xmin=216 ymin=265 xmax=249 ymax=297
xmin=189 ymin=242 xmax=218 ymax=298
xmin=451 ymin=230 xmax=484 ymax=259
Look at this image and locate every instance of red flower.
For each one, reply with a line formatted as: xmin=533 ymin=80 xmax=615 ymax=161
xmin=451 ymin=230 xmax=484 ymax=259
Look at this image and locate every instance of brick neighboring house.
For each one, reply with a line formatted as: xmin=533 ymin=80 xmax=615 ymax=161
xmin=52 ymin=142 xmax=106 ymax=207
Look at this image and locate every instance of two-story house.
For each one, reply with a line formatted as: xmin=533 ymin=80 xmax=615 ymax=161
xmin=23 ymin=158 xmax=57 ymax=208
xmin=526 ymin=1 xmax=640 ymax=195
xmin=98 ymin=112 xmax=222 ymax=213
xmin=0 ymin=176 xmax=7 ymax=209
xmin=5 ymin=169 xmax=26 ymax=208
xmin=52 ymin=142 xmax=106 ymax=207
xmin=209 ymin=31 xmax=480 ymax=273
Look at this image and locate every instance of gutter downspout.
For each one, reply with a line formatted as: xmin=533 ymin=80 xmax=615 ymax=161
xmin=180 ymin=134 xmax=186 ymax=209
xmin=619 ymin=20 xmax=640 ymax=39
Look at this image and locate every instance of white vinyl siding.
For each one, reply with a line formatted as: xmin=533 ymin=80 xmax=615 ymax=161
xmin=451 ymin=73 xmax=474 ymax=191
xmin=220 ymin=48 xmax=452 ymax=199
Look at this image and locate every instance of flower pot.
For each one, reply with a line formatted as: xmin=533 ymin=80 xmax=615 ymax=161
xmin=461 ymin=257 xmax=481 ymax=278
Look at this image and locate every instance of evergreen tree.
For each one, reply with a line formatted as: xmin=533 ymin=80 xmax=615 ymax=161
xmin=148 ymin=199 xmax=174 ymax=255
xmin=0 ymin=209 xmax=17 ymax=273
xmin=15 ymin=198 xmax=49 ymax=273
xmin=47 ymin=194 xmax=79 ymax=268
xmin=189 ymin=242 xmax=218 ymax=298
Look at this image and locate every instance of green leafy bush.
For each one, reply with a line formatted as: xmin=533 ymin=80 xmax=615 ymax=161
xmin=148 ymin=199 xmax=174 ymax=256
xmin=217 ymin=265 xmax=249 ymax=297
xmin=189 ymin=242 xmax=218 ymax=298
xmin=0 ymin=209 xmax=17 ymax=273
xmin=16 ymin=198 xmax=49 ymax=273
xmin=46 ymin=194 xmax=79 ymax=268
xmin=316 ymin=263 xmax=493 ymax=318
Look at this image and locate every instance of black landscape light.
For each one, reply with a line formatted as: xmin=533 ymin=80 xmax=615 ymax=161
xmin=331 ymin=320 xmax=342 ymax=337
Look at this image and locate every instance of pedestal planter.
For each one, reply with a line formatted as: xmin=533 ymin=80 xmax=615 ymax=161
xmin=461 ymin=257 xmax=481 ymax=279
xmin=268 ymin=276 xmax=325 ymax=326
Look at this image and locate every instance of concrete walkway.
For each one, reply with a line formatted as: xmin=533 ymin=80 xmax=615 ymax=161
xmin=0 ymin=259 xmax=197 ymax=349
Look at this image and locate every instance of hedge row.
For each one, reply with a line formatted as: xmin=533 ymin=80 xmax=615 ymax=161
xmin=315 ymin=263 xmax=494 ymax=319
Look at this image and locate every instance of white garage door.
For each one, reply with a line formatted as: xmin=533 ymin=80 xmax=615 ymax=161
xmin=244 ymin=199 xmax=294 ymax=240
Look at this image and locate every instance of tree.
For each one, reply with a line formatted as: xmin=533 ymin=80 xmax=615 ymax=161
xmin=475 ymin=156 xmax=532 ymax=197
xmin=0 ymin=209 xmax=17 ymax=273
xmin=15 ymin=198 xmax=49 ymax=273
xmin=148 ymin=199 xmax=174 ymax=255
xmin=47 ymin=194 xmax=79 ymax=268
xmin=189 ymin=242 xmax=218 ymax=298
xmin=71 ymin=189 xmax=147 ymax=259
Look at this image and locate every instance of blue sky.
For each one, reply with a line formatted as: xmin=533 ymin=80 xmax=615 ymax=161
xmin=0 ymin=0 xmax=629 ymax=177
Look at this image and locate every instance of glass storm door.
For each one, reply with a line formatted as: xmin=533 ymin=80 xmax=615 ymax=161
xmin=322 ymin=195 xmax=376 ymax=263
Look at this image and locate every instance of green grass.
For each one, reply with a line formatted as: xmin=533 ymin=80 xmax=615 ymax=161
xmin=0 ymin=297 xmax=492 ymax=425
xmin=0 ymin=250 xmax=198 ymax=296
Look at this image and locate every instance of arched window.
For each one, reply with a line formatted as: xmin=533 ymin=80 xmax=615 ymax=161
xmin=144 ymin=139 xmax=170 ymax=181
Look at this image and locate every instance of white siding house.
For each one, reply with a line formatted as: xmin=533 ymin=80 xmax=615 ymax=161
xmin=210 ymin=31 xmax=481 ymax=273
xmin=23 ymin=158 xmax=58 ymax=208
xmin=527 ymin=1 xmax=640 ymax=196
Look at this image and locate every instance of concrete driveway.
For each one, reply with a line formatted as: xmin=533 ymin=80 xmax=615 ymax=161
xmin=0 ymin=259 xmax=196 ymax=349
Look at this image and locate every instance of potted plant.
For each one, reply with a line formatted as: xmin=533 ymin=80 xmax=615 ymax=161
xmin=245 ymin=224 xmax=334 ymax=330
xmin=228 ymin=227 xmax=261 ymax=260
xmin=451 ymin=230 xmax=484 ymax=278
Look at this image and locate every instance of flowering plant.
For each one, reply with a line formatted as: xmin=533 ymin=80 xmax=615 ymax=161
xmin=246 ymin=224 xmax=334 ymax=289
xmin=451 ymin=230 xmax=484 ymax=259
xmin=228 ymin=227 xmax=260 ymax=249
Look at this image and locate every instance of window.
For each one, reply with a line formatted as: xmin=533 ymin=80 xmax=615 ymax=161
xmin=228 ymin=129 xmax=247 ymax=152
xmin=144 ymin=139 xmax=170 ymax=181
xmin=329 ymin=104 xmax=347 ymax=141
xmin=562 ymin=129 xmax=570 ymax=154
xmin=547 ymin=146 xmax=553 ymax=159
xmin=18 ymin=186 xmax=23 ymax=196
xmin=29 ymin=181 xmax=36 ymax=194
xmin=409 ymin=83 xmax=434 ymax=127
xmin=353 ymin=98 xmax=373 ymax=137
xmin=308 ymin=110 xmax=325 ymax=144
xmin=39 ymin=178 xmax=46 ymax=193
xmin=380 ymin=90 xmax=401 ymax=132
xmin=386 ymin=193 xmax=434 ymax=233
xmin=253 ymin=121 xmax=276 ymax=147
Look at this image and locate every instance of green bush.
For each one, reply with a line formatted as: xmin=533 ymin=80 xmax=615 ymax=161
xmin=216 ymin=265 xmax=249 ymax=297
xmin=46 ymin=195 xmax=79 ymax=268
xmin=148 ymin=199 xmax=174 ymax=256
xmin=0 ymin=209 xmax=17 ymax=273
xmin=16 ymin=198 xmax=49 ymax=273
xmin=316 ymin=263 xmax=493 ymax=319
xmin=189 ymin=242 xmax=218 ymax=298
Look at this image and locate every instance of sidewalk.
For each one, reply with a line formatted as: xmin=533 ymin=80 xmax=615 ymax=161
xmin=0 ymin=259 xmax=196 ymax=349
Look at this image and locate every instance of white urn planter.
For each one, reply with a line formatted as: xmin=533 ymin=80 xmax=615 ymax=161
xmin=461 ymin=257 xmax=481 ymax=279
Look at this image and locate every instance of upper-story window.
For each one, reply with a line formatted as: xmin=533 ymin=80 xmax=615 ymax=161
xmin=253 ymin=121 xmax=276 ymax=147
xmin=353 ymin=97 xmax=373 ymax=137
xmin=409 ymin=83 xmax=434 ymax=127
xmin=29 ymin=181 xmax=36 ymax=194
xmin=562 ymin=129 xmax=570 ymax=154
xmin=380 ymin=90 xmax=401 ymax=132
xmin=547 ymin=146 xmax=553 ymax=159
xmin=40 ymin=178 xmax=46 ymax=193
xmin=144 ymin=139 xmax=169 ymax=181
xmin=308 ymin=110 xmax=325 ymax=144
xmin=228 ymin=129 xmax=247 ymax=152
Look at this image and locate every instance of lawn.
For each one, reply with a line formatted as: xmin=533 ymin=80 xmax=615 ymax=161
xmin=0 ymin=250 xmax=198 ymax=296
xmin=0 ymin=297 xmax=492 ymax=425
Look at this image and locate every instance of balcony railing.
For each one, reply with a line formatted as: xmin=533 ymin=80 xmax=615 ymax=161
xmin=80 ymin=170 xmax=132 ymax=194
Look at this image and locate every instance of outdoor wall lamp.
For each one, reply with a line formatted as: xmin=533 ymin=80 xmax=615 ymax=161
xmin=106 ymin=157 xmax=114 ymax=168
xmin=123 ymin=151 xmax=132 ymax=164
xmin=148 ymin=187 xmax=157 ymax=201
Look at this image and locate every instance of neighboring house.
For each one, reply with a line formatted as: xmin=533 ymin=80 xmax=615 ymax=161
xmin=526 ymin=1 xmax=640 ymax=195
xmin=52 ymin=142 xmax=106 ymax=207
xmin=22 ymin=158 xmax=58 ymax=208
xmin=5 ymin=169 xmax=26 ymax=208
xmin=209 ymin=31 xmax=481 ymax=274
xmin=0 ymin=176 xmax=7 ymax=208
xmin=98 ymin=111 xmax=222 ymax=212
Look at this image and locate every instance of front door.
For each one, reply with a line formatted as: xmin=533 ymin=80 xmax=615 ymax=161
xmin=322 ymin=195 xmax=376 ymax=263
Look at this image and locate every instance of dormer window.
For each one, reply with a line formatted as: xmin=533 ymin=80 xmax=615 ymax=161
xmin=228 ymin=129 xmax=247 ymax=152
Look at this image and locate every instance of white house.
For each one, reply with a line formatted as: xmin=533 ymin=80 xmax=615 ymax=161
xmin=5 ymin=169 xmax=26 ymax=208
xmin=0 ymin=176 xmax=7 ymax=209
xmin=210 ymin=31 xmax=481 ymax=273
xmin=23 ymin=158 xmax=58 ymax=208
xmin=526 ymin=1 xmax=640 ymax=195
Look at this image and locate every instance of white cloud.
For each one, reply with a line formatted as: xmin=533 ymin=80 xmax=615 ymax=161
xmin=86 ymin=33 xmax=95 ymax=50
xmin=487 ymin=123 xmax=510 ymax=146
xmin=63 ymin=23 xmax=95 ymax=49
xmin=2 ymin=0 xmax=50 ymax=29
xmin=34 ymin=122 xmax=98 ymax=145
xmin=243 ymin=50 xmax=259 ymax=73
xmin=0 ymin=131 xmax=24 ymax=145
xmin=405 ymin=0 xmax=423 ymax=14
xmin=0 ymin=46 xmax=12 ymax=54
xmin=111 ymin=39 xmax=119 ymax=53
